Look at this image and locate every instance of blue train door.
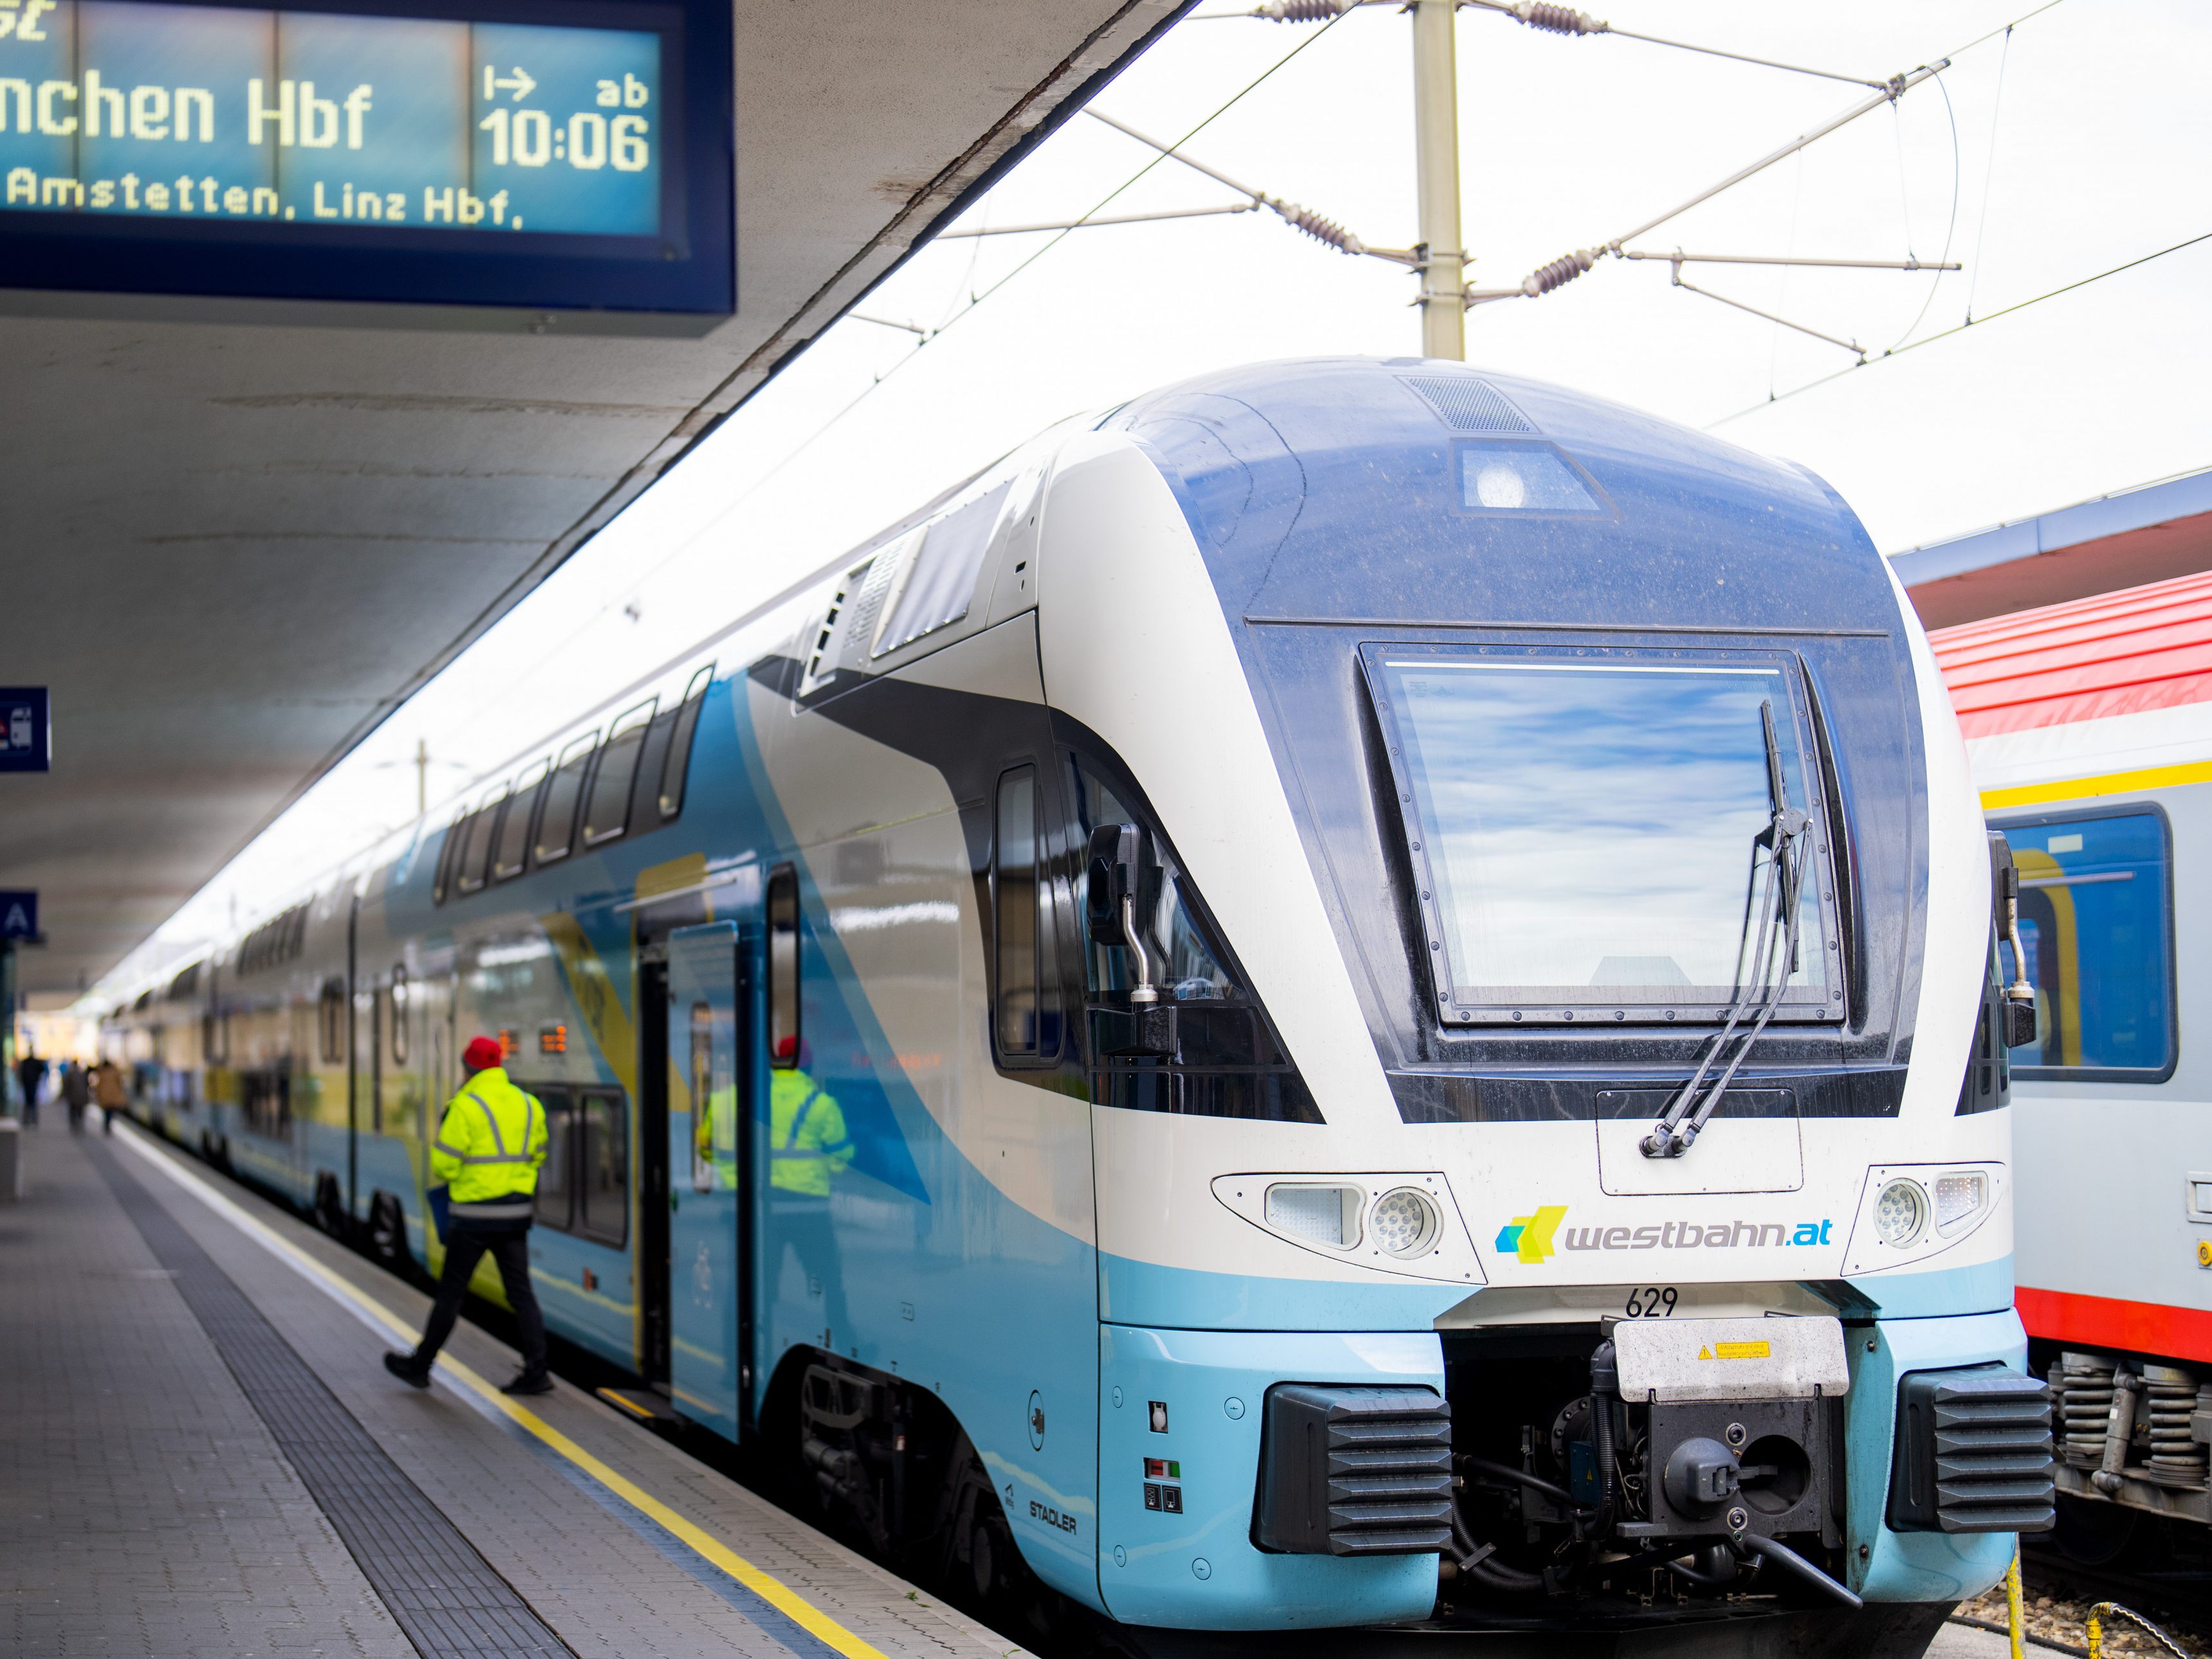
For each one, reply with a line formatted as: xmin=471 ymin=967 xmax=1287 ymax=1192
xmin=667 ymin=921 xmax=749 ymax=1441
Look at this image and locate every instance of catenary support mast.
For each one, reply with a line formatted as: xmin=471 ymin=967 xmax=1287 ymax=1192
xmin=1411 ymin=0 xmax=1465 ymax=359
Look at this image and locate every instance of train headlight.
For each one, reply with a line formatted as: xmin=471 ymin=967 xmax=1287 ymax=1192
xmin=1265 ymin=1184 xmax=1362 ymax=1250
xmin=1934 ymin=1171 xmax=1990 ymax=1236
xmin=1370 ymin=1187 xmax=1442 ymax=1258
xmin=1873 ymin=1178 xmax=1931 ymax=1249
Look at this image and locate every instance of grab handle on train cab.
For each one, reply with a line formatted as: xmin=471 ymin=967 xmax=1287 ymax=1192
xmin=1086 ymin=824 xmax=1160 ymax=1002
xmin=1987 ymin=832 xmax=2040 ymax=1049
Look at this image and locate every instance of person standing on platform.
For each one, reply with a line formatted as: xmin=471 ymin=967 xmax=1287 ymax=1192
xmin=14 ymin=1047 xmax=45 ymax=1125
xmin=384 ymin=1036 xmax=553 ymax=1395
xmin=59 ymin=1061 xmax=90 ymax=1132
xmin=91 ymin=1058 xmax=127 ymax=1135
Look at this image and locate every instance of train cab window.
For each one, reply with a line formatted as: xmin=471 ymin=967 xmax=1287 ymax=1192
xmin=1069 ymin=754 xmax=1321 ymax=1121
xmin=1365 ymin=646 xmax=1839 ymax=1025
xmin=577 ymin=1089 xmax=629 ymax=1245
xmin=534 ymin=733 xmax=596 ymax=867
xmin=318 ymin=978 xmax=346 ymax=1065
xmin=994 ymin=766 xmax=1062 ymax=1060
xmin=1998 ymin=809 xmax=2175 ymax=1079
xmin=658 ymin=666 xmax=714 ymax=822
xmin=768 ymin=865 xmax=800 ymax=1068
xmin=455 ymin=789 xmax=505 ymax=895
xmin=583 ymin=701 xmax=656 ymax=848
xmin=533 ymin=1086 xmax=575 ymax=1229
xmin=492 ymin=760 xmax=548 ymax=883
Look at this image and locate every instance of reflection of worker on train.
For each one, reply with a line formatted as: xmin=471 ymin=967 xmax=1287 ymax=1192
xmin=770 ymin=1035 xmax=853 ymax=1348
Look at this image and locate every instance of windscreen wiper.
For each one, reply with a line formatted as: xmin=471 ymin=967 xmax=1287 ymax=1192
xmin=1642 ymin=701 xmax=1811 ymax=1159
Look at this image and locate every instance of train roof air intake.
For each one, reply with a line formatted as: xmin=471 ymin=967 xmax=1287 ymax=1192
xmin=1399 ymin=374 xmax=1535 ymax=434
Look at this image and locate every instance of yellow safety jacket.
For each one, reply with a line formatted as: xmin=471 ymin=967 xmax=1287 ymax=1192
xmin=431 ymin=1067 xmax=549 ymax=1220
xmin=770 ymin=1070 xmax=852 ymax=1196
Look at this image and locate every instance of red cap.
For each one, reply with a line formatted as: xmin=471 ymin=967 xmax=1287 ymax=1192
xmin=462 ymin=1036 xmax=504 ymax=1073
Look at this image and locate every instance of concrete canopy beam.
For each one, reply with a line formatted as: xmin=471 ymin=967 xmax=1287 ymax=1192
xmin=0 ymin=0 xmax=1185 ymax=998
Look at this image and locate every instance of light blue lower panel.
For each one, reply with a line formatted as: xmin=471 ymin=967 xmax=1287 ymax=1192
xmin=1097 ymin=1324 xmax=1443 ymax=1630
xmin=1844 ymin=1305 xmax=2027 ymax=1603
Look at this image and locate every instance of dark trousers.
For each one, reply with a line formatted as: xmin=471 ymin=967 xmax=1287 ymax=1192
xmin=413 ymin=1222 xmax=546 ymax=1375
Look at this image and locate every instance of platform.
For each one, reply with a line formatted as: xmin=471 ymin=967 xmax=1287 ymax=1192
xmin=0 ymin=1118 xmax=1029 ymax=1659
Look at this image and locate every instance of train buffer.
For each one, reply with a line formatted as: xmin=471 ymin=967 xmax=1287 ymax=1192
xmin=1 ymin=1119 xmax=1024 ymax=1659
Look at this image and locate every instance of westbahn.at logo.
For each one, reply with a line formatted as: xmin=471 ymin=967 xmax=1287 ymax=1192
xmin=1497 ymin=1206 xmax=1835 ymax=1265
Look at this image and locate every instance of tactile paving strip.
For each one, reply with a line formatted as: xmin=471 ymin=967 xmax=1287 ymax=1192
xmin=86 ymin=1139 xmax=573 ymax=1659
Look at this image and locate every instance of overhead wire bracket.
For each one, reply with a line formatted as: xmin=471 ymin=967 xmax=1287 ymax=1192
xmin=1082 ymin=108 xmax=1419 ymax=264
xmin=935 ymin=203 xmax=1260 ymax=237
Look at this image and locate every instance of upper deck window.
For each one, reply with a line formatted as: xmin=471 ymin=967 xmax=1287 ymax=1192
xmin=1367 ymin=645 xmax=1842 ymax=1026
xmin=1996 ymin=808 xmax=2175 ymax=1081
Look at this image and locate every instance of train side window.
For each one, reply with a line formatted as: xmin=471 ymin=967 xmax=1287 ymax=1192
xmin=768 ymin=865 xmax=800 ymax=1068
xmin=533 ymin=1086 xmax=575 ymax=1231
xmin=582 ymin=701 xmax=656 ymax=848
xmin=659 ymin=666 xmax=714 ymax=822
xmin=318 ymin=978 xmax=346 ymax=1065
xmin=493 ymin=760 xmax=549 ymax=883
xmin=534 ymin=733 xmax=597 ymax=867
xmin=1998 ymin=809 xmax=2176 ymax=1079
xmin=626 ymin=710 xmax=679 ymax=837
xmin=994 ymin=765 xmax=1060 ymax=1061
xmin=455 ymin=789 xmax=505 ymax=896
xmin=577 ymin=1089 xmax=629 ymax=1246
xmin=432 ymin=809 xmax=467 ymax=904
xmin=390 ymin=967 xmax=409 ymax=1065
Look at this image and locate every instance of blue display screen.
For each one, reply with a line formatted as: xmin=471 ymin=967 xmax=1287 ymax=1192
xmin=0 ymin=2 xmax=662 ymax=236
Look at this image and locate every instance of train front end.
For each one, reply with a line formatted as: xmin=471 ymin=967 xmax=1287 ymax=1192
xmin=1033 ymin=360 xmax=2054 ymax=1644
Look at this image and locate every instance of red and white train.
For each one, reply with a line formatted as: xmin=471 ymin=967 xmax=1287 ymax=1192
xmin=1933 ymin=568 xmax=2212 ymax=1550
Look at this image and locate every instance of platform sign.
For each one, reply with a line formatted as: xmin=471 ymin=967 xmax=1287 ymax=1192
xmin=0 ymin=893 xmax=35 ymax=940
xmin=0 ymin=688 xmax=48 ymax=772
xmin=0 ymin=0 xmax=732 ymax=322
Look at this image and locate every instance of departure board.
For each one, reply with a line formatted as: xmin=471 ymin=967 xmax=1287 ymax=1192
xmin=0 ymin=0 xmax=732 ymax=322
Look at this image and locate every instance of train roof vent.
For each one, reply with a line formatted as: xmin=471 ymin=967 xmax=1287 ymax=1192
xmin=872 ymin=481 xmax=1012 ymax=659
xmin=1398 ymin=374 xmax=1535 ymax=434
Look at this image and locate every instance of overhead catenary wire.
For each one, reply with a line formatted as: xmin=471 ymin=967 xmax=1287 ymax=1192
xmin=1464 ymin=60 xmax=1950 ymax=305
xmin=1206 ymin=0 xmax=1886 ymax=89
xmin=1706 ymin=226 xmax=2212 ymax=427
xmin=1465 ymin=0 xmax=2067 ymax=315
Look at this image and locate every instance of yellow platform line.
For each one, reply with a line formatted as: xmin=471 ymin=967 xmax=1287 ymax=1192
xmin=111 ymin=1122 xmax=894 ymax=1659
xmin=1981 ymin=758 xmax=2212 ymax=809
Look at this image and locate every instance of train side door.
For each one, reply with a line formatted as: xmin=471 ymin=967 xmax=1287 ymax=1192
xmin=667 ymin=921 xmax=746 ymax=1441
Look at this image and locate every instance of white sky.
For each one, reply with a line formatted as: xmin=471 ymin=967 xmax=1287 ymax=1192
xmin=92 ymin=0 xmax=2212 ymax=1001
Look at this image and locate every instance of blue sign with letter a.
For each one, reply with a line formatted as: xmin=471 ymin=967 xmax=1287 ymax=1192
xmin=0 ymin=689 xmax=49 ymax=772
xmin=0 ymin=892 xmax=36 ymax=941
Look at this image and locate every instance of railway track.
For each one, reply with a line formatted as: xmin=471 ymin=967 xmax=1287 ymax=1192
xmin=2023 ymin=1543 xmax=2212 ymax=1651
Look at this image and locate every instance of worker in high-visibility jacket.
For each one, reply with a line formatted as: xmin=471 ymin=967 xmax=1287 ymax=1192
xmin=385 ymin=1036 xmax=553 ymax=1395
xmin=769 ymin=1035 xmax=853 ymax=1347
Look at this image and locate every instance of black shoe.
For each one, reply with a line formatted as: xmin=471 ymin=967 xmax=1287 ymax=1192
xmin=383 ymin=1352 xmax=432 ymax=1389
xmin=500 ymin=1370 xmax=555 ymax=1397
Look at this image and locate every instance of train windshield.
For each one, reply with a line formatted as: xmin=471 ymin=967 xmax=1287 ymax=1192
xmin=1367 ymin=646 xmax=1839 ymax=1024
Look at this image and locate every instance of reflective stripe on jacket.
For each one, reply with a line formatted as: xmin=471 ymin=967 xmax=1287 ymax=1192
xmin=768 ymin=1070 xmax=851 ymax=1196
xmin=430 ymin=1067 xmax=549 ymax=1211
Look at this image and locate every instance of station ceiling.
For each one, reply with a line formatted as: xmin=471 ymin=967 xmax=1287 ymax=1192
xmin=0 ymin=0 xmax=1182 ymax=1003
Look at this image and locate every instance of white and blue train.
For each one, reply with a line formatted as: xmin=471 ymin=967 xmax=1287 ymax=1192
xmin=107 ymin=358 xmax=2054 ymax=1654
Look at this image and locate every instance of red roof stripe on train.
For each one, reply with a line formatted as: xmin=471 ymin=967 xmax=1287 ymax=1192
xmin=1926 ymin=567 xmax=2212 ymax=737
